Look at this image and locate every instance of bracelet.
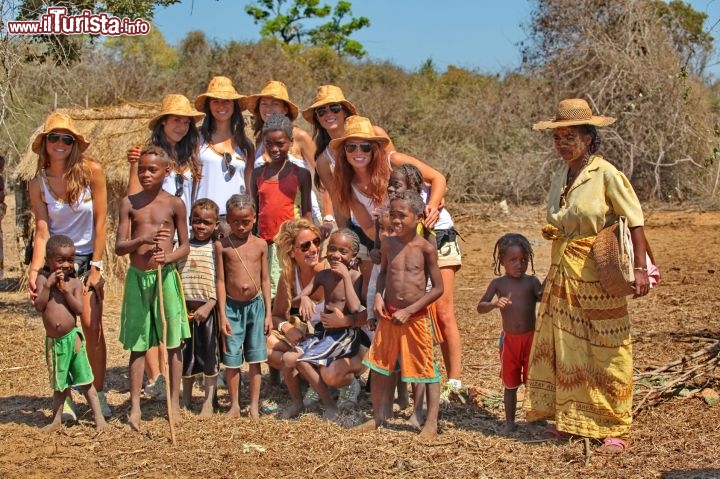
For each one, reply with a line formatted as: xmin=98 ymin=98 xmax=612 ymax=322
xmin=634 ymin=266 xmax=648 ymax=272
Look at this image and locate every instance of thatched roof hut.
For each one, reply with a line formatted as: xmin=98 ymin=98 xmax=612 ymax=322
xmin=15 ymin=102 xmax=159 ymax=280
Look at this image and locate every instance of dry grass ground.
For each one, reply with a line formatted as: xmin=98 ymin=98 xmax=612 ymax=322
xmin=0 ymin=199 xmax=718 ymax=478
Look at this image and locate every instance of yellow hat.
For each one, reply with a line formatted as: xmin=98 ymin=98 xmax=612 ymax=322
xmin=194 ymin=76 xmax=246 ymax=111
xmin=328 ymin=115 xmax=390 ymax=150
xmin=533 ymin=98 xmax=616 ymax=130
xmin=244 ymin=80 xmax=299 ymax=120
xmin=148 ymin=94 xmax=205 ymax=130
xmin=32 ymin=112 xmax=89 ymax=153
xmin=302 ymin=85 xmax=358 ymax=123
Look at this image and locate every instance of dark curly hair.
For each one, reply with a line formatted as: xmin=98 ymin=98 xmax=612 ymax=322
xmin=492 ymin=233 xmax=535 ymax=276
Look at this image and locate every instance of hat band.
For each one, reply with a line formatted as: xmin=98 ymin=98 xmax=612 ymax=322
xmin=555 ymin=107 xmax=593 ymax=122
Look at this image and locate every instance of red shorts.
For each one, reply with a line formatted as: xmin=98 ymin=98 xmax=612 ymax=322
xmin=499 ymin=330 xmax=534 ymax=389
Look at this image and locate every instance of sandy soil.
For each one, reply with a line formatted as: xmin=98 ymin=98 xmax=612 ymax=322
xmin=0 ymin=201 xmax=718 ymax=478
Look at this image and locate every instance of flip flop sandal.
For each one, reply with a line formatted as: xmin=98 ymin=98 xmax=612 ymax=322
xmin=596 ymin=437 xmax=628 ymax=455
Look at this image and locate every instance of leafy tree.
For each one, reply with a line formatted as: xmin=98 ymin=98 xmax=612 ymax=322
xmin=307 ymin=1 xmax=369 ymax=58
xmin=245 ymin=0 xmax=370 ymax=58
xmin=15 ymin=0 xmax=179 ymax=64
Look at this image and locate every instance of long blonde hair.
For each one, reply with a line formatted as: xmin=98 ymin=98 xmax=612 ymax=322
xmin=35 ymin=136 xmax=90 ymax=205
xmin=273 ymin=218 xmax=322 ymax=303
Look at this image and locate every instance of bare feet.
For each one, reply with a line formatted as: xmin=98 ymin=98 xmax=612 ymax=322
xmin=170 ymin=407 xmax=183 ymax=425
xmin=248 ymin=405 xmax=260 ymax=421
xmin=127 ymin=409 xmax=141 ymax=431
xmin=418 ymin=421 xmax=438 ymax=440
xmin=500 ymin=422 xmax=517 ymax=435
xmin=199 ymin=400 xmax=214 ymax=418
xmin=353 ymin=418 xmax=379 ymax=432
xmin=406 ymin=411 xmax=425 ymax=430
xmin=226 ymin=406 xmax=241 ymax=418
xmin=95 ymin=418 xmax=108 ymax=433
xmin=42 ymin=422 xmax=63 ymax=433
xmin=279 ymin=402 xmax=304 ymax=420
xmin=322 ymin=406 xmax=339 ymax=422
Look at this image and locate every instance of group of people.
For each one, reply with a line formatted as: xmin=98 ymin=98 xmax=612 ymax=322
xmin=26 ymin=77 xmax=651 ymax=453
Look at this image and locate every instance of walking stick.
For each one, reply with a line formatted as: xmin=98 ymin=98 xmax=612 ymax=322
xmin=157 ymin=258 xmax=177 ymax=445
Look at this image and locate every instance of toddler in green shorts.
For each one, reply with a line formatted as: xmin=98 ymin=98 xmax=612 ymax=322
xmin=34 ymin=235 xmax=106 ymax=432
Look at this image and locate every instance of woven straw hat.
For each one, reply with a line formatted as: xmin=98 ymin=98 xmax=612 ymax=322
xmin=302 ymin=85 xmax=358 ymax=123
xmin=244 ymin=80 xmax=299 ymax=120
xmin=32 ymin=112 xmax=89 ymax=153
xmin=148 ymin=94 xmax=205 ymax=130
xmin=533 ymin=98 xmax=616 ymax=130
xmin=194 ymin=76 xmax=246 ymax=111
xmin=328 ymin=115 xmax=390 ymax=150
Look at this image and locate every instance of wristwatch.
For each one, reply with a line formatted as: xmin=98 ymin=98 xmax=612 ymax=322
xmin=89 ymin=260 xmax=103 ymax=271
xmin=323 ymin=215 xmax=335 ymax=223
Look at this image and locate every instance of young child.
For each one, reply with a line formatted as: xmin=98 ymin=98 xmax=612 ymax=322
xmin=115 ymin=145 xmax=190 ymax=431
xmin=251 ymin=114 xmax=312 ymax=298
xmin=178 ymin=198 xmax=221 ymax=417
xmin=216 ymin=194 xmax=271 ymax=420
xmin=477 ymin=233 xmax=542 ymax=434
xmin=34 ymin=235 xmax=106 ymax=432
xmin=280 ymin=228 xmax=364 ymax=420
xmin=360 ymin=191 xmax=444 ymax=438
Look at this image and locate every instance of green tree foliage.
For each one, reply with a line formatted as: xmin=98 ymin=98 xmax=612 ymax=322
xmin=15 ymin=0 xmax=179 ymax=64
xmin=245 ymin=0 xmax=369 ymax=58
xmin=104 ymin=26 xmax=177 ymax=69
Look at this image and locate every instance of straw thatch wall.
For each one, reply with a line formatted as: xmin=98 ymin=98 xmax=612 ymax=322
xmin=15 ymin=102 xmax=160 ymax=280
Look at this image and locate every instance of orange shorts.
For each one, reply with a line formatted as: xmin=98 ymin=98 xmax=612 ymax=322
xmin=499 ymin=330 xmax=534 ymax=389
xmin=363 ymin=304 xmax=440 ymax=383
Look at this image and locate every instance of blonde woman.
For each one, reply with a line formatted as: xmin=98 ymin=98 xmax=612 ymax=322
xmin=28 ymin=112 xmax=110 ymax=418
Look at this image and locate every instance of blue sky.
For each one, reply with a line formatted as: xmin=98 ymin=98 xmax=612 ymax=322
xmin=154 ymin=0 xmax=720 ymax=78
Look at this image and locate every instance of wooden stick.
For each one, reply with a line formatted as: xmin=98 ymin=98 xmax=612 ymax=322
xmin=157 ymin=263 xmax=177 ymax=445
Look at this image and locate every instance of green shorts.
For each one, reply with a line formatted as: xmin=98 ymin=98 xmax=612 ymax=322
xmin=120 ymin=264 xmax=190 ymax=352
xmin=223 ymin=295 xmax=268 ymax=368
xmin=45 ymin=327 xmax=94 ymax=392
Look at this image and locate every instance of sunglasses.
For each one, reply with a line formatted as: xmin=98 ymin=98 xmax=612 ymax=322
xmin=174 ymin=173 xmax=185 ymax=197
xmin=47 ymin=133 xmax=75 ymax=146
xmin=315 ymin=103 xmax=343 ymax=118
xmin=296 ymin=237 xmax=322 ymax=252
xmin=344 ymin=142 xmax=372 ymax=154
xmin=223 ymin=152 xmax=237 ymax=177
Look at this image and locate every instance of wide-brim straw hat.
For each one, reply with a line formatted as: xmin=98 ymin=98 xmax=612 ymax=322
xmin=32 ymin=112 xmax=89 ymax=153
xmin=533 ymin=98 xmax=616 ymax=130
xmin=194 ymin=76 xmax=246 ymax=111
xmin=302 ymin=85 xmax=358 ymax=123
xmin=328 ymin=115 xmax=390 ymax=150
xmin=148 ymin=94 xmax=205 ymax=130
xmin=244 ymin=80 xmax=299 ymax=120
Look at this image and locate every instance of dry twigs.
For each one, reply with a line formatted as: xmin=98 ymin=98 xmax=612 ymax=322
xmin=633 ymin=339 xmax=719 ymax=414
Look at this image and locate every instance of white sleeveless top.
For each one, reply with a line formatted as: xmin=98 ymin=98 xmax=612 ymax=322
xmin=295 ymin=267 xmax=324 ymax=326
xmin=196 ymin=142 xmax=248 ymax=216
xmin=421 ymin=186 xmax=453 ymax=230
xmin=40 ymin=171 xmax=94 ymax=255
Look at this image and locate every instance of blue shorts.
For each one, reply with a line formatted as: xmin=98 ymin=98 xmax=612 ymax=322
xmin=296 ymin=324 xmax=360 ymax=367
xmin=222 ymin=295 xmax=267 ymax=368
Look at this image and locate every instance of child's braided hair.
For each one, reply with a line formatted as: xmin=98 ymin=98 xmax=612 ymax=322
xmin=392 ymin=163 xmax=424 ymax=196
xmin=492 ymin=233 xmax=535 ymax=276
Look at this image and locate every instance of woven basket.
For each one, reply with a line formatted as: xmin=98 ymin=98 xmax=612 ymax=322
xmin=592 ymin=217 xmax=636 ymax=296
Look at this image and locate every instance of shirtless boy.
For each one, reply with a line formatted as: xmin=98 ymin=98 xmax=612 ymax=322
xmin=35 ymin=235 xmax=107 ymax=432
xmin=361 ymin=191 xmax=444 ymax=438
xmin=115 ymin=145 xmax=190 ymax=431
xmin=216 ymin=194 xmax=271 ymax=420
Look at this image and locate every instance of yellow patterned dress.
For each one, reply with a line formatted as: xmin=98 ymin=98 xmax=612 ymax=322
xmin=524 ymin=155 xmax=643 ymax=439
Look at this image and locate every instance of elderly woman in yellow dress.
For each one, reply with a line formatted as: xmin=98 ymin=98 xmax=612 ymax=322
xmin=524 ymin=99 xmax=650 ymax=454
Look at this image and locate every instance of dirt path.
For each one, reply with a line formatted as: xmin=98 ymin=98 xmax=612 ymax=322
xmin=0 ymin=203 xmax=718 ymax=478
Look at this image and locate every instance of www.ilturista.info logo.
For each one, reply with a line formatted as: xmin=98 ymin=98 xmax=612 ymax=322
xmin=7 ymin=7 xmax=151 ymax=36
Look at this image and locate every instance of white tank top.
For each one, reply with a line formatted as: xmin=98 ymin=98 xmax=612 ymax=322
xmin=196 ymin=142 xmax=248 ymax=216
xmin=295 ymin=267 xmax=324 ymax=326
xmin=40 ymin=171 xmax=94 ymax=255
xmin=421 ymin=186 xmax=453 ymax=230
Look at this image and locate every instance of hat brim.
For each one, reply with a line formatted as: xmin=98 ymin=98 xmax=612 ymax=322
xmin=533 ymin=116 xmax=616 ymax=130
xmin=244 ymin=94 xmax=299 ymax=120
xmin=302 ymin=100 xmax=358 ymax=123
xmin=32 ymin=130 xmax=90 ymax=153
xmin=328 ymin=134 xmax=390 ymax=151
xmin=194 ymin=93 xmax=245 ymax=112
xmin=148 ymin=111 xmax=206 ymax=130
